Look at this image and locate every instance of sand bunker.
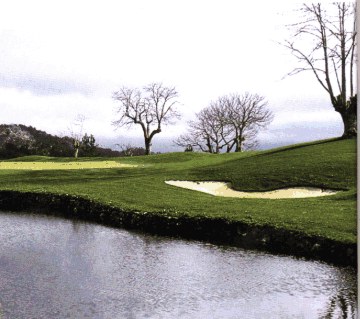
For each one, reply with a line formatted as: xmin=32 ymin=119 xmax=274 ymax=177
xmin=165 ymin=181 xmax=338 ymax=199
xmin=0 ymin=161 xmax=136 ymax=170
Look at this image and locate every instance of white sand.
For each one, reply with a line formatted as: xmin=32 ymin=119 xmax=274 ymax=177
xmin=165 ymin=181 xmax=338 ymax=199
xmin=0 ymin=161 xmax=136 ymax=170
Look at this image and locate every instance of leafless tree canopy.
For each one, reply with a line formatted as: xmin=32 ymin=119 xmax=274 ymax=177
xmin=175 ymin=93 xmax=273 ymax=153
xmin=284 ymin=3 xmax=357 ymax=137
xmin=113 ymin=83 xmax=180 ymax=155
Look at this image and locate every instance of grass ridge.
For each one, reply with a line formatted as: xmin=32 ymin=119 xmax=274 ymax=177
xmin=0 ymin=138 xmax=356 ymax=244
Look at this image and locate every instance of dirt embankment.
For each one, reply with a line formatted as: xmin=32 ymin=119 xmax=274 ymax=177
xmin=0 ymin=190 xmax=355 ymax=267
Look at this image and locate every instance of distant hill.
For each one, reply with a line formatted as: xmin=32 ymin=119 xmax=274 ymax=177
xmin=0 ymin=124 xmax=122 ymax=159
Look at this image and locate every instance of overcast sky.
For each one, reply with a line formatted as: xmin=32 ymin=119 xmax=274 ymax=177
xmin=0 ymin=0 xmax=347 ymax=150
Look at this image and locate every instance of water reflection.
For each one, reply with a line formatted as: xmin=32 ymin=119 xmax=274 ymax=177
xmin=0 ymin=211 xmax=356 ymax=319
xmin=321 ymin=292 xmax=357 ymax=319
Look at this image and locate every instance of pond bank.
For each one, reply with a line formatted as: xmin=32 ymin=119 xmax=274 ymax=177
xmin=0 ymin=190 xmax=356 ymax=267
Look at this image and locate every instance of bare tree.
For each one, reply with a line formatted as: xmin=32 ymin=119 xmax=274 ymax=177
xmin=175 ymin=102 xmax=232 ymax=153
xmin=113 ymin=83 xmax=180 ymax=155
xmin=68 ymin=114 xmax=86 ymax=158
xmin=223 ymin=93 xmax=273 ymax=152
xmin=284 ymin=3 xmax=357 ymax=138
xmin=175 ymin=93 xmax=273 ymax=153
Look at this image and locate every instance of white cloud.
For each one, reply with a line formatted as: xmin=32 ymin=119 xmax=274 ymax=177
xmin=0 ymin=1 xmax=351 ymax=149
xmin=0 ymin=88 xmax=114 ymax=136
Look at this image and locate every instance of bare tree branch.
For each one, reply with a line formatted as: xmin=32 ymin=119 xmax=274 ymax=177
xmin=175 ymin=93 xmax=273 ymax=153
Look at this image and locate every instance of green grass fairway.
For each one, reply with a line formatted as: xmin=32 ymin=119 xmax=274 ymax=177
xmin=0 ymin=138 xmax=356 ymax=244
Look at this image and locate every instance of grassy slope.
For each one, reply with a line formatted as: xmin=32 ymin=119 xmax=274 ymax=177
xmin=0 ymin=138 xmax=356 ymax=243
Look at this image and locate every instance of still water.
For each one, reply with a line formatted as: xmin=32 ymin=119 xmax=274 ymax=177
xmin=0 ymin=211 xmax=356 ymax=319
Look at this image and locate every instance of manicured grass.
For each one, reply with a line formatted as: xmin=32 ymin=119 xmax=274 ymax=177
xmin=0 ymin=161 xmax=135 ymax=170
xmin=0 ymin=138 xmax=356 ymax=244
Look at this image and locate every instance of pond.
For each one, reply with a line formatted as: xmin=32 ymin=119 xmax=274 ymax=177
xmin=0 ymin=211 xmax=356 ymax=319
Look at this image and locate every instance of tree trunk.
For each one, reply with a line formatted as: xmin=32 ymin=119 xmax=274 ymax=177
xmin=144 ymin=138 xmax=152 ymax=155
xmin=339 ymin=109 xmax=357 ymax=138
xmin=205 ymin=136 xmax=213 ymax=153
xmin=235 ymin=144 xmax=242 ymax=152
xmin=336 ymin=95 xmax=357 ymax=138
xmin=234 ymin=136 xmax=244 ymax=152
xmin=73 ymin=139 xmax=80 ymax=158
